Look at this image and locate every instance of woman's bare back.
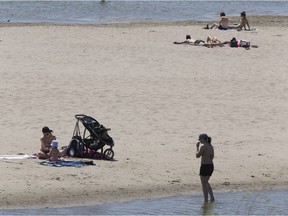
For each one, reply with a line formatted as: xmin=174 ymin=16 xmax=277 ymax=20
xmin=201 ymin=143 xmax=214 ymax=164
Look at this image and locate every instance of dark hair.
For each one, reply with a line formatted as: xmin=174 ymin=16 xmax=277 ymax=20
xmin=186 ymin=35 xmax=191 ymax=40
xmin=42 ymin=126 xmax=53 ymax=134
xmin=241 ymin=11 xmax=246 ymax=17
xmin=199 ymin=133 xmax=212 ymax=144
xmin=220 ymin=12 xmax=226 ymax=17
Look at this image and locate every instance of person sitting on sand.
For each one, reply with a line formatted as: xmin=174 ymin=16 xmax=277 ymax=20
xmin=38 ymin=126 xmax=67 ymax=159
xmin=236 ymin=11 xmax=250 ymax=31
xmin=207 ymin=12 xmax=229 ymax=30
xmin=48 ymin=140 xmax=61 ymax=162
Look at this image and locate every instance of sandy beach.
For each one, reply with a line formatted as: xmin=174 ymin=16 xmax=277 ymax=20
xmin=0 ymin=16 xmax=288 ymax=210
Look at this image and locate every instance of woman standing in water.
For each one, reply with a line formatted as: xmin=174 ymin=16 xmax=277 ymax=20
xmin=196 ymin=134 xmax=215 ymax=202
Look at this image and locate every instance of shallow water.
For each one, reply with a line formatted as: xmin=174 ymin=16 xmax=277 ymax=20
xmin=1 ymin=189 xmax=288 ymax=215
xmin=0 ymin=1 xmax=288 ymax=24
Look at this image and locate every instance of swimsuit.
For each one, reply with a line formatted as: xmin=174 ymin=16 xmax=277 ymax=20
xmin=41 ymin=150 xmax=49 ymax=154
xmin=218 ymin=25 xmax=228 ymax=30
xmin=199 ymin=164 xmax=214 ymax=176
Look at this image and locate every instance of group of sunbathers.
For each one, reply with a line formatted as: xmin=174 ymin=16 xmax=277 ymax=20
xmin=205 ymin=11 xmax=250 ymax=31
xmin=173 ymin=11 xmax=255 ymax=49
xmin=173 ymin=35 xmax=230 ymax=48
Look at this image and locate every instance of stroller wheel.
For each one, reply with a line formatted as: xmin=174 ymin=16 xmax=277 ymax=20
xmin=103 ymin=148 xmax=114 ymax=160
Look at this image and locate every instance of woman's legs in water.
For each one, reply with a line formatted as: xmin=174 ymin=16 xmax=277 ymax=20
xmin=207 ymin=176 xmax=215 ymax=201
xmin=200 ymin=176 xmax=215 ymax=202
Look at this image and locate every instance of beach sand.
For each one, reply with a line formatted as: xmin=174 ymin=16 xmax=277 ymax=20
xmin=0 ymin=16 xmax=288 ymax=209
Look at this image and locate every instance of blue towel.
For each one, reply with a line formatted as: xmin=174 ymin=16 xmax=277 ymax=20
xmin=37 ymin=160 xmax=95 ymax=167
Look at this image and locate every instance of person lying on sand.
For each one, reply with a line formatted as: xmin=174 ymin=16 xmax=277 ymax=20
xmin=204 ymin=36 xmax=230 ymax=48
xmin=173 ymin=35 xmax=205 ymax=45
xmin=174 ymin=35 xmax=258 ymax=49
xmin=174 ymin=35 xmax=228 ymax=48
xmin=203 ymin=36 xmax=259 ymax=49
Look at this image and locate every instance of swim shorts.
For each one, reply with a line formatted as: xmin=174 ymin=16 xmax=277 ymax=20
xmin=199 ymin=164 xmax=214 ymax=176
xmin=218 ymin=25 xmax=228 ymax=30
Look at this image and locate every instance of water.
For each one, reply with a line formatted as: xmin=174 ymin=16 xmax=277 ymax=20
xmin=0 ymin=1 xmax=288 ymax=25
xmin=1 ymin=189 xmax=288 ymax=215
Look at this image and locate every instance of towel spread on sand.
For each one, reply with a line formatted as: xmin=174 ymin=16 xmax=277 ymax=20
xmin=37 ymin=160 xmax=96 ymax=167
xmin=0 ymin=154 xmax=37 ymax=160
xmin=213 ymin=28 xmax=257 ymax=32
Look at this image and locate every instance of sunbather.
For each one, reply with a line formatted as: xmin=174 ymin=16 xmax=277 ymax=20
xmin=38 ymin=126 xmax=67 ymax=159
xmin=48 ymin=140 xmax=61 ymax=162
xmin=173 ymin=35 xmax=205 ymax=45
xmin=207 ymin=12 xmax=229 ymax=30
xmin=230 ymin=11 xmax=250 ymax=31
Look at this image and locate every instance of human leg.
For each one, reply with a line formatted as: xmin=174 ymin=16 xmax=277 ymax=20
xmin=200 ymin=176 xmax=209 ymax=202
xmin=210 ymin=23 xmax=218 ymax=29
xmin=206 ymin=176 xmax=215 ymax=201
xmin=38 ymin=151 xmax=49 ymax=159
xmin=59 ymin=147 xmax=68 ymax=157
xmin=200 ymin=164 xmax=215 ymax=201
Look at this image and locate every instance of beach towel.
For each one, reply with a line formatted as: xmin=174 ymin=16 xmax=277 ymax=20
xmin=37 ymin=160 xmax=96 ymax=167
xmin=0 ymin=154 xmax=37 ymax=160
xmin=213 ymin=28 xmax=257 ymax=32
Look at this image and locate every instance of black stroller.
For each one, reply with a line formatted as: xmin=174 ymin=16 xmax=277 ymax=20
xmin=67 ymin=114 xmax=115 ymax=160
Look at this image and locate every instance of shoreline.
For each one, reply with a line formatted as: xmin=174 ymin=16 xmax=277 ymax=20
xmin=1 ymin=189 xmax=287 ymax=216
xmin=0 ymin=15 xmax=288 ymax=28
xmin=3 ymin=179 xmax=288 ymax=210
xmin=1 ymin=16 xmax=288 ymax=210
xmin=3 ymin=186 xmax=288 ymax=211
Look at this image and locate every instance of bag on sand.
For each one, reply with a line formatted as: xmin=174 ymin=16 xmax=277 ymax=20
xmin=230 ymin=37 xmax=250 ymax=48
xmin=230 ymin=37 xmax=238 ymax=47
xmin=239 ymin=40 xmax=250 ymax=48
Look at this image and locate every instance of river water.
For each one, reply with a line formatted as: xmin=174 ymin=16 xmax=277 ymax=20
xmin=1 ymin=189 xmax=287 ymax=215
xmin=0 ymin=1 xmax=288 ymax=24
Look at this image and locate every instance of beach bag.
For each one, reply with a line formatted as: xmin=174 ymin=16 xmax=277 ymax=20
xmin=67 ymin=136 xmax=85 ymax=157
xmin=239 ymin=40 xmax=250 ymax=48
xmin=230 ymin=38 xmax=250 ymax=48
xmin=230 ymin=37 xmax=238 ymax=47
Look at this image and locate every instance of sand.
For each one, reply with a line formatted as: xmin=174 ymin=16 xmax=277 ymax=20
xmin=0 ymin=16 xmax=288 ymax=209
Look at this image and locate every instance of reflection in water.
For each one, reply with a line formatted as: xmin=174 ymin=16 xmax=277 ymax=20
xmin=201 ymin=201 xmax=215 ymax=215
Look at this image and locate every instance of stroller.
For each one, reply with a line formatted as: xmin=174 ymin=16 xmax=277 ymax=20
xmin=67 ymin=114 xmax=115 ymax=160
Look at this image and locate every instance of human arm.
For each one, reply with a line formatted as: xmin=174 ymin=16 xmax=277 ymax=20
xmin=48 ymin=148 xmax=53 ymax=157
xmin=210 ymin=148 xmax=214 ymax=160
xmin=40 ymin=135 xmax=56 ymax=152
xmin=40 ymin=139 xmax=50 ymax=152
xmin=196 ymin=142 xmax=204 ymax=158
xmin=245 ymin=19 xmax=250 ymax=30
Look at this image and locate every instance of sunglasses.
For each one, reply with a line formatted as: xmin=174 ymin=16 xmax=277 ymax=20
xmin=44 ymin=133 xmax=51 ymax=136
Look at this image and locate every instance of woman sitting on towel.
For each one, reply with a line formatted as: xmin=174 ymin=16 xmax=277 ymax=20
xmin=38 ymin=126 xmax=66 ymax=159
xmin=230 ymin=11 xmax=250 ymax=31
xmin=237 ymin=11 xmax=250 ymax=31
xmin=208 ymin=12 xmax=229 ymax=30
